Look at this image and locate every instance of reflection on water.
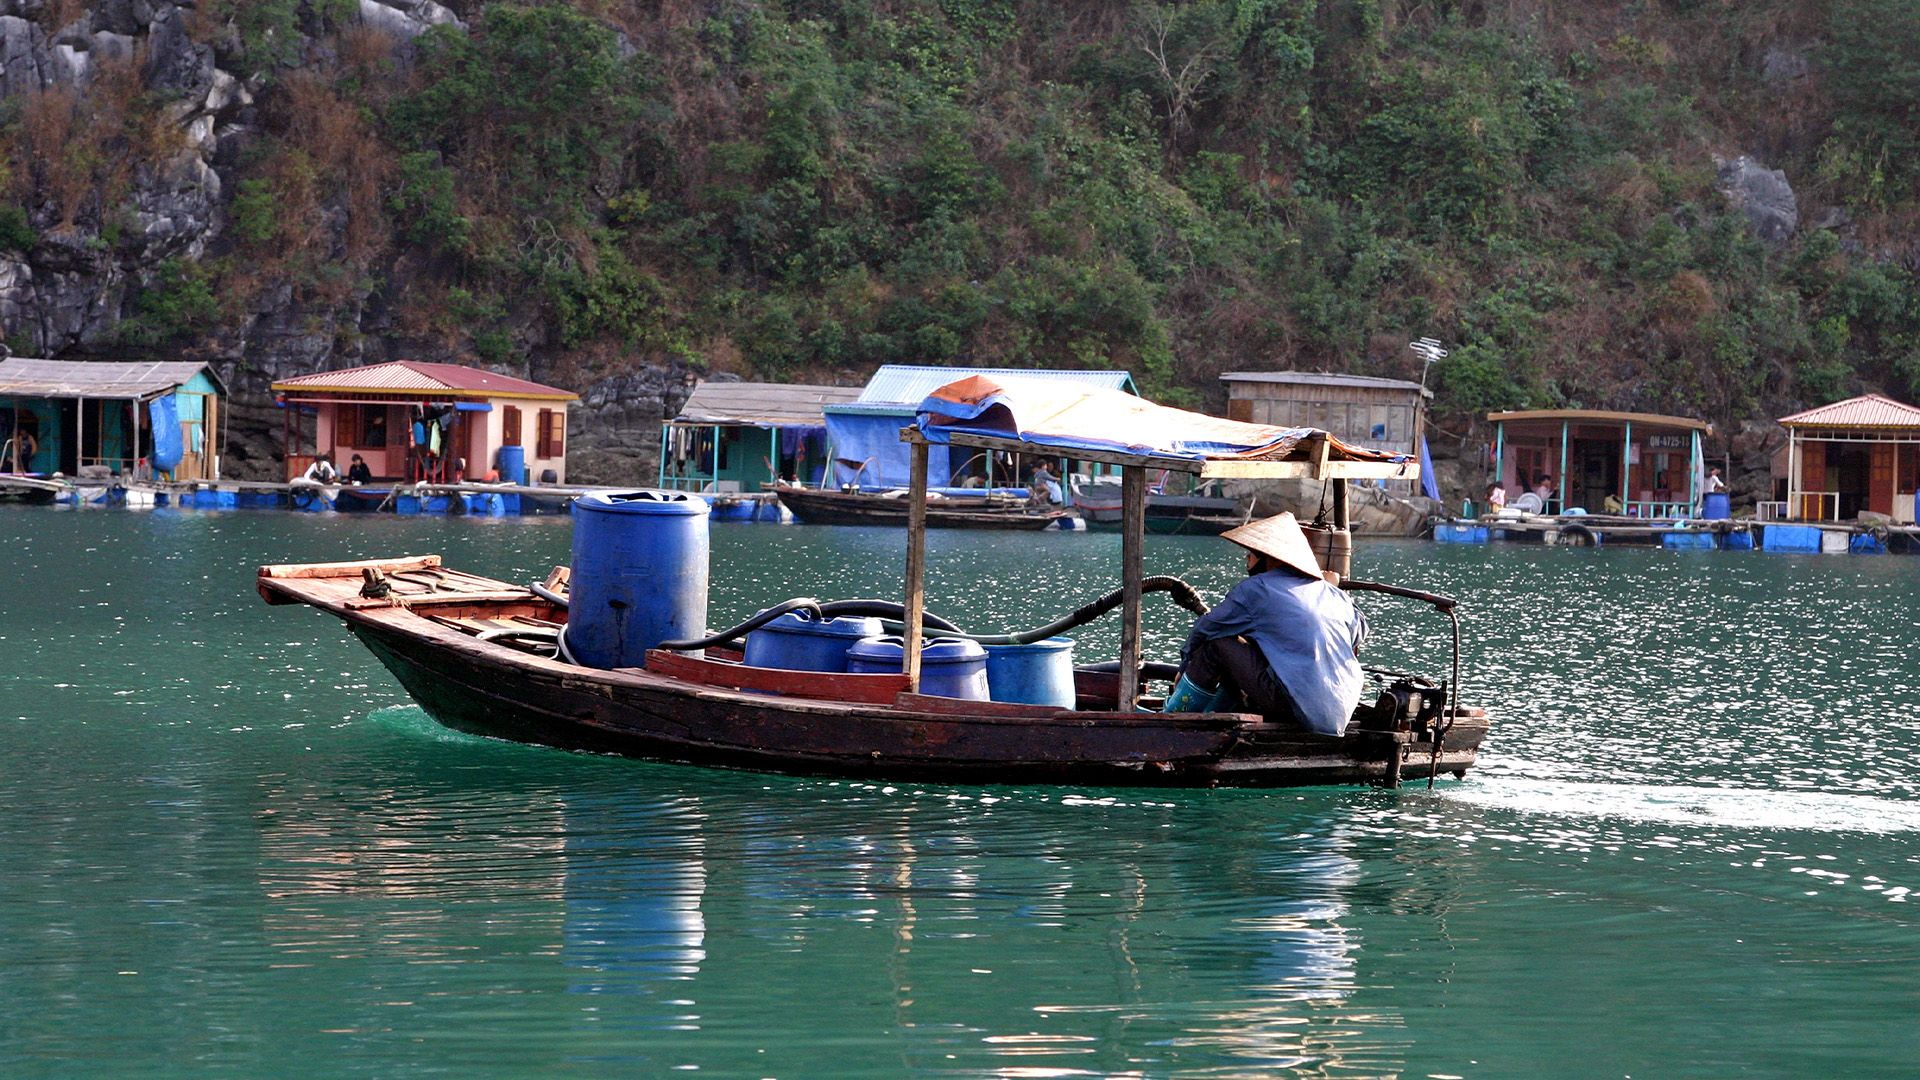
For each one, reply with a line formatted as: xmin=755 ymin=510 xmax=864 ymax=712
xmin=3 ymin=509 xmax=1920 ymax=1076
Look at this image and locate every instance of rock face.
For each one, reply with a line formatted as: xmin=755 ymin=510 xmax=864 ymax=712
xmin=1715 ymin=155 xmax=1799 ymax=245
xmin=0 ymin=0 xmax=701 ymax=483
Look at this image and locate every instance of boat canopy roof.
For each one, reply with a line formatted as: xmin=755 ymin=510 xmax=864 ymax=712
xmin=911 ymin=374 xmax=1415 ymax=481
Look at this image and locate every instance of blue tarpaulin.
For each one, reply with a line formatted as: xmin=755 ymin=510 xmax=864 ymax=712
xmin=1418 ymin=435 xmax=1440 ymax=501
xmin=915 ymin=374 xmax=1405 ymax=464
xmin=149 ymin=395 xmax=183 ymax=472
xmin=824 ymin=409 xmax=950 ymax=487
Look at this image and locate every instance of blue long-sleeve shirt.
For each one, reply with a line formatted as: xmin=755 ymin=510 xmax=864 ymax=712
xmin=1182 ymin=569 xmax=1369 ymax=735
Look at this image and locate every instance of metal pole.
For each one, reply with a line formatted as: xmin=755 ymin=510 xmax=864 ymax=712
xmin=1689 ymin=430 xmax=1701 ymax=511
xmin=1493 ymin=422 xmax=1504 ymax=493
xmin=903 ymin=437 xmax=930 ymax=694
xmin=1557 ymin=419 xmax=1568 ymax=513
xmin=1787 ymin=430 xmax=1799 ymax=520
xmin=74 ymin=395 xmax=83 ymax=474
xmin=657 ymin=424 xmax=668 ymax=489
xmin=710 ymin=424 xmax=720 ymax=492
xmin=1118 ymin=465 xmax=1146 ymax=710
xmin=1621 ymin=420 xmax=1632 ymax=514
xmin=132 ymin=397 xmax=142 ymax=481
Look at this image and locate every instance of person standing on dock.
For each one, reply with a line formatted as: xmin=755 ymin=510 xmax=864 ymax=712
xmin=1705 ymin=467 xmax=1725 ymax=494
xmin=1175 ymin=513 xmax=1368 ymax=736
xmin=1485 ymin=482 xmax=1506 ymax=512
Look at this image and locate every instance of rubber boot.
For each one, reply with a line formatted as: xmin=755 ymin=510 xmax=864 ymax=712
xmin=1163 ymin=673 xmax=1228 ymax=713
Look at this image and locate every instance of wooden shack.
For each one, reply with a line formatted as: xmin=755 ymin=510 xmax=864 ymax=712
xmin=1487 ymin=409 xmax=1711 ymax=517
xmin=1221 ymin=372 xmax=1430 ymax=494
xmin=272 ymin=361 xmax=578 ymax=484
xmin=659 ymin=381 xmax=861 ymax=491
xmin=1775 ymin=394 xmax=1920 ymax=523
xmin=0 ymin=357 xmax=224 ymax=479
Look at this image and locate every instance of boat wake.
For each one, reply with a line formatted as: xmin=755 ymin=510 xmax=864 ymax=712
xmin=1443 ymin=778 xmax=1920 ymax=834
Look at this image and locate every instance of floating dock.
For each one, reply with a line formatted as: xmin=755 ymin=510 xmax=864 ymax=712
xmin=1435 ymin=512 xmax=1918 ymax=554
xmin=0 ymin=475 xmax=796 ymax=522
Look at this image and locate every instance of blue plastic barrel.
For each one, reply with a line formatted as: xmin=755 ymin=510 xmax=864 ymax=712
xmin=983 ymin=638 xmax=1076 ymax=707
xmin=498 ymin=445 xmax=527 ymax=486
xmin=744 ymin=612 xmax=883 ymax=672
xmin=568 ymin=490 xmax=710 ymax=669
xmin=1702 ymin=492 xmax=1731 ymax=520
xmin=846 ymin=636 xmax=990 ymax=700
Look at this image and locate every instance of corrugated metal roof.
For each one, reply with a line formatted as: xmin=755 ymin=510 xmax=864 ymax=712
xmin=856 ymin=365 xmax=1136 ymax=404
xmin=272 ymin=361 xmax=576 ymax=400
xmin=1221 ymin=370 xmax=1431 ymax=397
xmin=670 ymin=381 xmax=861 ymax=427
xmin=1778 ymin=394 xmax=1920 ymax=429
xmin=0 ymin=358 xmax=221 ymax=399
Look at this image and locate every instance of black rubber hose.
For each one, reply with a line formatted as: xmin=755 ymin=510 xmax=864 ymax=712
xmin=655 ymin=597 xmax=824 ymax=651
xmin=883 ymin=575 xmax=1210 ymax=646
xmin=817 ymin=599 xmax=965 ymax=633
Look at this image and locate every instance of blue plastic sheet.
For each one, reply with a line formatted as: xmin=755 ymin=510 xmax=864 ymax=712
xmin=824 ymin=410 xmax=950 ymax=487
xmin=149 ymin=395 xmax=183 ymax=472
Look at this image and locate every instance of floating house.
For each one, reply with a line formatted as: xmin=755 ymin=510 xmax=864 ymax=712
xmin=822 ymin=366 xmax=1138 ymax=487
xmin=272 ymin=361 xmax=578 ymax=484
xmin=0 ymin=357 xmax=224 ymax=479
xmin=1774 ymin=394 xmax=1920 ymax=523
xmin=1487 ymin=409 xmax=1712 ymax=517
xmin=658 ymin=381 xmax=861 ymax=492
xmin=1221 ymin=371 xmax=1433 ymax=496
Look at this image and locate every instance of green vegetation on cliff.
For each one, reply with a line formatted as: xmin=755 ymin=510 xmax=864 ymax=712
xmin=5 ymin=0 xmax=1919 ymax=432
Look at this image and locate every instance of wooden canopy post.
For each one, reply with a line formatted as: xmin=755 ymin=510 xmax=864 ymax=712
xmin=1330 ymin=475 xmax=1352 ymax=578
xmin=903 ymin=436 xmax=930 ymax=693
xmin=1621 ymin=420 xmax=1633 ymax=514
xmin=1118 ymin=464 xmax=1146 ymax=710
xmin=1558 ymin=419 xmax=1569 ymax=512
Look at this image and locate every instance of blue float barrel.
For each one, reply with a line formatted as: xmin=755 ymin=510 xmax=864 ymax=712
xmin=846 ymin=636 xmax=990 ymax=700
xmin=743 ymin=612 xmax=883 ymax=673
xmin=497 ymin=444 xmax=527 ymax=485
xmin=983 ymin=638 xmax=1076 ymax=707
xmin=1702 ymin=492 xmax=1730 ymax=520
xmin=567 ymin=490 xmax=710 ymax=669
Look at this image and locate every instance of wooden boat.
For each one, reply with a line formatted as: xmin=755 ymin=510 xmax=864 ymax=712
xmin=259 ymin=375 xmax=1485 ymax=789
xmin=332 ymin=486 xmax=393 ymax=512
xmin=1073 ymin=480 xmax=1244 ymax=535
xmin=775 ymin=484 xmax=1066 ymax=530
xmin=258 ymin=556 xmax=1485 ymax=787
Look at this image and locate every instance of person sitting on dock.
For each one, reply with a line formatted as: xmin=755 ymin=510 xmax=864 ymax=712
xmin=346 ymin=454 xmax=373 ymax=485
xmin=1533 ymin=475 xmax=1554 ymax=508
xmin=1485 ymin=482 xmax=1506 ymax=512
xmin=1176 ymin=513 xmax=1368 ymax=736
xmin=296 ymin=454 xmax=339 ymax=487
xmin=1028 ymin=462 xmax=1063 ymax=506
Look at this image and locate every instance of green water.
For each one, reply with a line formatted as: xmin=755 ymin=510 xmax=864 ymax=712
xmin=3 ymin=506 xmax=1918 ymax=1078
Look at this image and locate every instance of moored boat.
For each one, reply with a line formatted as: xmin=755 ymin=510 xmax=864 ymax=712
xmin=775 ymin=484 xmax=1066 ymax=530
xmin=1072 ymin=480 xmax=1244 ymax=534
xmin=260 ymin=375 xmax=1482 ymax=789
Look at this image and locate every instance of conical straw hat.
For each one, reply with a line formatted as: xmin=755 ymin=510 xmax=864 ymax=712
xmin=1220 ymin=512 xmax=1323 ymax=580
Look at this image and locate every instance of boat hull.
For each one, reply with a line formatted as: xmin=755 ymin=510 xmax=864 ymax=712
xmin=349 ymin=617 xmax=1481 ymax=786
xmin=776 ymin=487 xmax=1066 ymax=530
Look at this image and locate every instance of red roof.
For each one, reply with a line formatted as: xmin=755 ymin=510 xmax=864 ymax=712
xmin=1778 ymin=394 xmax=1920 ymax=429
xmin=271 ymin=361 xmax=577 ymax=401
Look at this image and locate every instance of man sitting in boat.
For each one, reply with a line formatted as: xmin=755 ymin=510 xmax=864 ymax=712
xmin=1174 ymin=513 xmax=1368 ymax=736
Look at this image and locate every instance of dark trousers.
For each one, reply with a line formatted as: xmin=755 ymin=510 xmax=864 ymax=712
xmin=1186 ymin=636 xmax=1304 ymax=727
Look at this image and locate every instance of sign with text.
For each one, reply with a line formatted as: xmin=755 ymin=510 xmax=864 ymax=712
xmin=1646 ymin=434 xmax=1690 ymax=450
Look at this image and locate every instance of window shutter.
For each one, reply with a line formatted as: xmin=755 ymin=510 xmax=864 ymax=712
xmin=537 ymin=409 xmax=555 ymax=457
xmin=334 ymin=405 xmax=357 ymax=448
xmin=503 ymin=406 xmax=522 ymax=447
